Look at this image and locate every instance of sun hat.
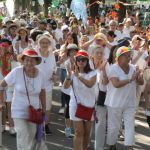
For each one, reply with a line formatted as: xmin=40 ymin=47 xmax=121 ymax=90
xmin=75 ymin=50 xmax=89 ymax=58
xmin=37 ymin=34 xmax=55 ymax=48
xmin=8 ymin=24 xmax=18 ymax=31
xmin=17 ymin=49 xmax=42 ymax=65
xmin=61 ymin=25 xmax=69 ymax=31
xmin=67 ymin=44 xmax=78 ymax=50
xmin=132 ymin=35 xmax=145 ymax=47
xmin=94 ymin=33 xmax=107 ymax=41
xmin=116 ymin=46 xmax=131 ymax=61
xmin=17 ymin=27 xmax=28 ymax=34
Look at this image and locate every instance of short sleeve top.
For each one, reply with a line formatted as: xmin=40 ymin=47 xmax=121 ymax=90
xmin=69 ymin=70 xmax=97 ymax=107
xmin=105 ymin=63 xmax=137 ymax=108
xmin=5 ymin=66 xmax=46 ymax=119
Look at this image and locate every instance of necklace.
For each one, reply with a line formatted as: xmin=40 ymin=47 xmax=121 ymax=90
xmin=26 ymin=76 xmax=35 ymax=92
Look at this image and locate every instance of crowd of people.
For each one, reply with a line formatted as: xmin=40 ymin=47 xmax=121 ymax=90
xmin=0 ymin=2 xmax=150 ymax=150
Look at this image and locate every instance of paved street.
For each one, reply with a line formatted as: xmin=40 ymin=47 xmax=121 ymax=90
xmin=1 ymin=86 xmax=150 ymax=150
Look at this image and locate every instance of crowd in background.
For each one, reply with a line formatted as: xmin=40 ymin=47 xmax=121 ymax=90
xmin=0 ymin=2 xmax=150 ymax=150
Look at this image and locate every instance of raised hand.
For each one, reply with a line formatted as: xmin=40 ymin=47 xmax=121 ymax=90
xmin=74 ymin=63 xmax=79 ymax=77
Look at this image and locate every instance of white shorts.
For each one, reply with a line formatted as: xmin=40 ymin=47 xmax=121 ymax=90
xmin=69 ymin=105 xmax=94 ymax=121
xmin=46 ymin=91 xmax=52 ymax=111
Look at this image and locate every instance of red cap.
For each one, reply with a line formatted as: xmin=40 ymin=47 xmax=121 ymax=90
xmin=75 ymin=50 xmax=89 ymax=58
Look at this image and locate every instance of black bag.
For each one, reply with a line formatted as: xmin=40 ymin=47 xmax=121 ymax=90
xmin=97 ymin=90 xmax=106 ymax=106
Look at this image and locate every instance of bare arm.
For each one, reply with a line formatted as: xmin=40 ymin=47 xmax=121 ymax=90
xmin=0 ymin=79 xmax=8 ymax=87
xmin=80 ymin=39 xmax=95 ymax=50
xmin=39 ymin=89 xmax=46 ymax=113
xmin=78 ymin=75 xmax=96 ymax=88
xmin=15 ymin=42 xmax=19 ymax=54
xmin=110 ymin=77 xmax=131 ymax=88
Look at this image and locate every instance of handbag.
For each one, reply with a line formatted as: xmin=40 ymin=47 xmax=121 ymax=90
xmin=23 ymin=68 xmax=43 ymax=124
xmin=97 ymin=90 xmax=106 ymax=106
xmin=72 ymin=82 xmax=95 ymax=121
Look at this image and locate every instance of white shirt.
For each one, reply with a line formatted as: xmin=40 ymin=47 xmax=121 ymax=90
xmin=105 ymin=63 xmax=137 ymax=108
xmin=123 ymin=26 xmax=134 ymax=38
xmin=61 ymin=59 xmax=71 ymax=95
xmin=5 ymin=66 xmax=46 ymax=119
xmin=36 ymin=50 xmax=57 ymax=92
xmin=132 ymin=49 xmax=148 ymax=70
xmin=69 ymin=71 xmax=97 ymax=107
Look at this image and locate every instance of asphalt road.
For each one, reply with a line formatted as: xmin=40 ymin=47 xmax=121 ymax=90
xmin=2 ymin=86 xmax=150 ymax=150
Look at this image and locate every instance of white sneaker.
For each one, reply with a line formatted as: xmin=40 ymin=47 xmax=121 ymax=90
xmin=9 ymin=127 xmax=16 ymax=135
xmin=59 ymin=107 xmax=65 ymax=114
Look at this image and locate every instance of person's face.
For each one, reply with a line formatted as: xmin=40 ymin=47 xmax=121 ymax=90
xmin=39 ymin=38 xmax=50 ymax=50
xmin=118 ymin=52 xmax=132 ymax=64
xmin=93 ymin=48 xmax=104 ymax=60
xmin=95 ymin=39 xmax=104 ymax=46
xmin=133 ymin=39 xmax=142 ymax=48
xmin=23 ymin=56 xmax=37 ymax=69
xmin=63 ymin=29 xmax=69 ymax=35
xmin=67 ymin=35 xmax=74 ymax=44
xmin=109 ymin=23 xmax=117 ymax=31
xmin=118 ymin=25 xmax=124 ymax=31
xmin=76 ymin=56 xmax=88 ymax=68
xmin=47 ymin=24 xmax=52 ymax=31
xmin=39 ymin=24 xmax=46 ymax=31
xmin=68 ymin=49 xmax=77 ymax=58
xmin=126 ymin=21 xmax=131 ymax=27
xmin=9 ymin=27 xmax=17 ymax=35
xmin=19 ymin=30 xmax=27 ymax=38
xmin=107 ymin=35 xmax=113 ymax=42
xmin=80 ymin=36 xmax=89 ymax=45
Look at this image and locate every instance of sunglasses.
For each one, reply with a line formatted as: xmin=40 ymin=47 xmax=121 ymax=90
xmin=76 ymin=57 xmax=87 ymax=62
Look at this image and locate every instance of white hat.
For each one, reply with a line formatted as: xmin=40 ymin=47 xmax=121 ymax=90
xmin=61 ymin=25 xmax=69 ymax=31
xmin=67 ymin=44 xmax=78 ymax=50
xmin=38 ymin=34 xmax=55 ymax=48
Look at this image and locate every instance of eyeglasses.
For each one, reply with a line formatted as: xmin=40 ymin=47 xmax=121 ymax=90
xmin=76 ymin=57 xmax=87 ymax=62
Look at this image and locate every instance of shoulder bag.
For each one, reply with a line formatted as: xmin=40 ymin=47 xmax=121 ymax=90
xmin=23 ymin=68 xmax=43 ymax=124
xmin=72 ymin=81 xmax=95 ymax=121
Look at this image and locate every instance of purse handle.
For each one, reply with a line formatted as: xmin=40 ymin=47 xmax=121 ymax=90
xmin=23 ymin=68 xmax=31 ymax=105
xmin=71 ymin=80 xmax=78 ymax=104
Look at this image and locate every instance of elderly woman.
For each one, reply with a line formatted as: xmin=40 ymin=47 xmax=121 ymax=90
xmin=0 ymin=49 xmax=48 ymax=150
xmin=90 ymin=45 xmax=109 ymax=150
xmin=36 ymin=34 xmax=56 ymax=135
xmin=64 ymin=50 xmax=96 ymax=150
xmin=105 ymin=46 xmax=144 ymax=150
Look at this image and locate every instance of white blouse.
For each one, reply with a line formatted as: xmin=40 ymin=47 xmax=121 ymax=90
xmin=5 ymin=66 xmax=46 ymax=119
xmin=69 ymin=70 xmax=97 ymax=107
xmin=105 ymin=63 xmax=137 ymax=108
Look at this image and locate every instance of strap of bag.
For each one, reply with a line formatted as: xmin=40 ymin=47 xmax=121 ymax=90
xmin=23 ymin=68 xmax=31 ymax=105
xmin=71 ymin=80 xmax=78 ymax=104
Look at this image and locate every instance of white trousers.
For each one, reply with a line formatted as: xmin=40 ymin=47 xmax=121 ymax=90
xmin=95 ymin=106 xmax=107 ymax=150
xmin=14 ymin=119 xmax=48 ymax=150
xmin=106 ymin=106 xmax=135 ymax=146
